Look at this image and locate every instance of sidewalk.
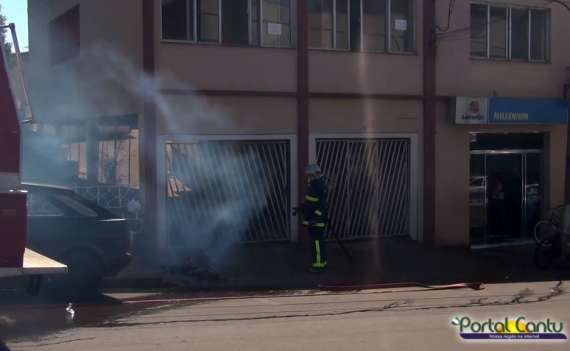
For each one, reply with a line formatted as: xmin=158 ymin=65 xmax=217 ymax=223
xmin=104 ymin=238 xmax=570 ymax=291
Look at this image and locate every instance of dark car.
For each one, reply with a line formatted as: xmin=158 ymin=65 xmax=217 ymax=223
xmin=22 ymin=183 xmax=131 ymax=294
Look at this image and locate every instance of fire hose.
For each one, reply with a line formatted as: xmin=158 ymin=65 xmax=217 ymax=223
xmin=318 ymin=281 xmax=484 ymax=292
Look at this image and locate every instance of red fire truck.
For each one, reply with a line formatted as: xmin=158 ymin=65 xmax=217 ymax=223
xmin=0 ymin=24 xmax=66 ymax=282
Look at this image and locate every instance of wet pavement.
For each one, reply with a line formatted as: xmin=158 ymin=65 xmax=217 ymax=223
xmin=0 ymin=289 xmax=319 ymax=342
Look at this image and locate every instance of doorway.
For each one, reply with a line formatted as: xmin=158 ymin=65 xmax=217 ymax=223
xmin=469 ymin=134 xmax=545 ymax=246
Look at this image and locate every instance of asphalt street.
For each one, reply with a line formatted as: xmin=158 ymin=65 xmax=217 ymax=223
xmin=2 ymin=281 xmax=570 ymax=350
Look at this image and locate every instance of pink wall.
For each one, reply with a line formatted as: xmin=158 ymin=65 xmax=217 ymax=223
xmin=157 ymin=44 xmax=297 ymax=92
xmin=436 ymin=0 xmax=570 ymax=98
xmin=309 ymin=51 xmax=422 ymax=95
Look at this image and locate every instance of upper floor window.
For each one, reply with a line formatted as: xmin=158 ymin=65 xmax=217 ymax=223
xmin=470 ymin=4 xmax=549 ymax=62
xmin=310 ymin=0 xmax=415 ymax=52
xmin=309 ymin=0 xmax=415 ymax=52
xmin=309 ymin=0 xmax=349 ymax=50
xmin=49 ymin=5 xmax=80 ymax=65
xmin=161 ymin=0 xmax=291 ymax=47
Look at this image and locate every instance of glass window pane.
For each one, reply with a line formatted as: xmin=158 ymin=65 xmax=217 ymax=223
xmin=530 ymin=9 xmax=548 ymax=61
xmin=162 ymin=0 xmax=189 ymax=40
xmin=470 ymin=4 xmax=487 ymax=57
xmin=198 ymin=0 xmax=219 ymax=42
xmin=349 ymin=0 xmax=361 ymax=51
xmin=390 ymin=0 xmax=414 ymax=52
xmin=222 ymin=0 xmax=249 ymax=45
xmin=53 ymin=194 xmax=98 ymax=218
xmin=363 ymin=0 xmax=387 ymax=52
xmin=251 ymin=0 xmax=260 ymax=45
xmin=336 ymin=0 xmax=349 ymax=50
xmin=490 ymin=7 xmax=507 ymax=58
xmin=262 ymin=0 xmax=291 ymax=47
xmin=27 ymin=193 xmax=64 ymax=217
xmin=511 ymin=8 xmax=529 ymax=60
xmin=309 ymin=0 xmax=334 ymax=49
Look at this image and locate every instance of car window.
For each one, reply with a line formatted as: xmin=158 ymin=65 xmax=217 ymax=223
xmin=52 ymin=193 xmax=99 ymax=218
xmin=27 ymin=193 xmax=64 ymax=217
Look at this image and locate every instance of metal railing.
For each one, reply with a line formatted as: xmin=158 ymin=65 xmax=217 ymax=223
xmin=73 ymin=185 xmax=143 ymax=235
xmin=165 ymin=140 xmax=291 ymax=243
xmin=317 ymin=138 xmax=411 ymax=240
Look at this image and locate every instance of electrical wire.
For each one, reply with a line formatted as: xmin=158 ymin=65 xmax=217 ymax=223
xmin=436 ymin=0 xmax=457 ymax=33
xmin=545 ymin=0 xmax=570 ymax=12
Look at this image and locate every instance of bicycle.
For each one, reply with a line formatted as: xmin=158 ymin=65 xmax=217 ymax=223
xmin=534 ymin=230 xmax=563 ymax=270
xmin=534 ymin=205 xmax=564 ymax=243
xmin=534 ymin=206 xmax=570 ymax=269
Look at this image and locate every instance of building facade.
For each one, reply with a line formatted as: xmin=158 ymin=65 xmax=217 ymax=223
xmin=25 ymin=0 xmax=570 ymax=251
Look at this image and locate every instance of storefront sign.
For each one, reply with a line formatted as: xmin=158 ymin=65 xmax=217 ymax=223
xmin=489 ymin=97 xmax=568 ymax=124
xmin=455 ymin=97 xmax=568 ymax=125
xmin=455 ymin=97 xmax=489 ymax=124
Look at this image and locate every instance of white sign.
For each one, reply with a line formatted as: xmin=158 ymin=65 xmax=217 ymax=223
xmin=455 ymin=97 xmax=489 ymax=124
xmin=267 ymin=22 xmax=283 ymax=36
xmin=395 ymin=19 xmax=408 ymax=31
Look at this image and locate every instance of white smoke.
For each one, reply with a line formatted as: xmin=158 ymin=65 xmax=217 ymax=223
xmin=23 ymin=42 xmax=269 ymax=273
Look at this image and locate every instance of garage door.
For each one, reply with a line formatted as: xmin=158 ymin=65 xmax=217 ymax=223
xmin=316 ymin=137 xmax=412 ymax=240
xmin=164 ymin=138 xmax=292 ymax=244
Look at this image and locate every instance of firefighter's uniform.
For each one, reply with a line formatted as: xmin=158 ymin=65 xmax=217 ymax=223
xmin=302 ymin=175 xmax=328 ymax=270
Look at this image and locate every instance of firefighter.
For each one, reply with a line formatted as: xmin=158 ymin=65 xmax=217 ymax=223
xmin=302 ymin=163 xmax=328 ymax=272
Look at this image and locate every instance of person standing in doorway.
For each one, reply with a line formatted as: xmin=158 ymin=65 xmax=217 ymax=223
xmin=488 ymin=173 xmax=506 ymax=237
xmin=302 ymin=164 xmax=329 ymax=272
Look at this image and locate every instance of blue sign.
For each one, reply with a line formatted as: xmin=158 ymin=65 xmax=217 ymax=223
xmin=488 ymin=97 xmax=568 ymax=124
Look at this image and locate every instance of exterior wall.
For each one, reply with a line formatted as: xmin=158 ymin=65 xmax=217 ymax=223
xmin=308 ymin=0 xmax=424 ymax=95
xmin=154 ymin=0 xmax=297 ymax=92
xmin=158 ymin=45 xmax=297 ymax=92
xmin=309 ymin=52 xmax=422 ymax=95
xmin=27 ymin=0 xmax=143 ymax=121
xmin=309 ymin=98 xmax=421 ymax=133
xmin=436 ymin=0 xmax=570 ymax=98
xmin=156 ymin=95 xmax=297 ymax=135
xmin=435 ymin=100 xmax=568 ymax=246
xmin=26 ymin=0 xmax=570 ymax=247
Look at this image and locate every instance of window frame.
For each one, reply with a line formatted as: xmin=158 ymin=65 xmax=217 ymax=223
xmin=528 ymin=8 xmax=550 ymax=62
xmin=470 ymin=2 xmax=550 ymax=63
xmin=308 ymin=0 xmax=351 ymax=51
xmin=359 ymin=0 xmax=416 ymax=54
xmin=160 ymin=0 xmax=293 ymax=48
xmin=260 ymin=0 xmax=293 ymax=48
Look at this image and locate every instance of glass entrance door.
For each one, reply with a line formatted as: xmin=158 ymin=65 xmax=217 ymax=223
xmin=486 ymin=153 xmax=523 ymax=242
xmin=525 ymin=153 xmax=544 ymax=237
xmin=470 ymin=150 xmax=543 ymax=246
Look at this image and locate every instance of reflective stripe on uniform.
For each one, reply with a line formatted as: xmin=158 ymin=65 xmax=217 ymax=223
xmin=305 ymin=195 xmax=319 ymax=202
xmin=314 ymin=209 xmax=323 ymax=216
xmin=303 ymin=221 xmax=326 ymax=228
xmin=315 ymin=240 xmax=322 ymax=266
xmin=312 ymin=262 xmax=327 ymax=268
